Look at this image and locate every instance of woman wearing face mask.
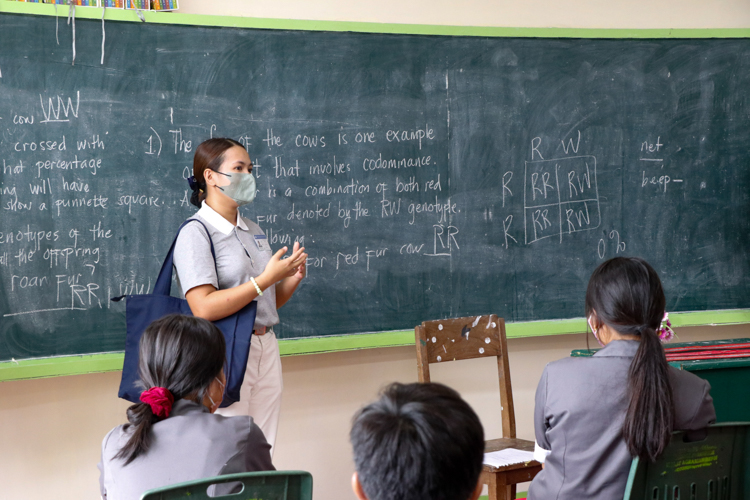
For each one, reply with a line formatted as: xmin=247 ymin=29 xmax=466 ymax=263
xmin=98 ymin=314 xmax=274 ymax=500
xmin=172 ymin=138 xmax=307 ymax=452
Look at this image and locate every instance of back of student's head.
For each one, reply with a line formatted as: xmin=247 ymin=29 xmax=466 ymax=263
xmin=350 ymin=382 xmax=484 ymax=500
xmin=585 ymin=256 xmax=673 ymax=462
xmin=116 ymin=314 xmax=226 ymax=464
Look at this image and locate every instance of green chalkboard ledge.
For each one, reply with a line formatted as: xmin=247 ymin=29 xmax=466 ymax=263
xmin=2 ymin=0 xmax=750 ymax=38
xmin=1 ymin=309 xmax=748 ymax=382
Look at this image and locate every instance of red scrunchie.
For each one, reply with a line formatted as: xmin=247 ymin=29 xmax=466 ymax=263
xmin=140 ymin=387 xmax=174 ymax=419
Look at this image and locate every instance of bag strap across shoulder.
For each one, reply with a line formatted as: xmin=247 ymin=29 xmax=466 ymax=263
xmin=152 ymin=218 xmax=218 ymax=297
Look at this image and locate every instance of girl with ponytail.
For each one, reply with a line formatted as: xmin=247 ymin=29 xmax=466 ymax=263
xmin=528 ymin=257 xmax=715 ymax=500
xmin=98 ymin=314 xmax=274 ymax=500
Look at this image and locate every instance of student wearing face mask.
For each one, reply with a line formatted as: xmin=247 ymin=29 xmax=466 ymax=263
xmin=98 ymin=314 xmax=274 ymax=500
xmin=173 ymin=138 xmax=307 ymax=453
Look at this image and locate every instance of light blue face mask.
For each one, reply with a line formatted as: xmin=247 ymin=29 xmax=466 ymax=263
xmin=214 ymin=171 xmax=257 ymax=206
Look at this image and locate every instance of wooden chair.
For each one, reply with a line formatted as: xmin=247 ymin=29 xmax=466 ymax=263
xmin=415 ymin=315 xmax=541 ymax=500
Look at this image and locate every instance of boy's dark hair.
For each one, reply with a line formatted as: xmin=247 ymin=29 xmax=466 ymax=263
xmin=350 ymin=382 xmax=484 ymax=500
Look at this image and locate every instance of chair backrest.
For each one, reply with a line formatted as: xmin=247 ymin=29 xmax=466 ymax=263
xmin=140 ymin=470 xmax=313 ymax=500
xmin=415 ymin=314 xmax=517 ymax=438
xmin=623 ymin=423 xmax=750 ymax=500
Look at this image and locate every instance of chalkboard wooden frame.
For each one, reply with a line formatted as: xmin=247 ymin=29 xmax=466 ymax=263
xmin=0 ymin=0 xmax=748 ymax=381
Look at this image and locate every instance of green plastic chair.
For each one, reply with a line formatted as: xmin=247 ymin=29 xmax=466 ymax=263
xmin=140 ymin=470 xmax=313 ymax=500
xmin=623 ymin=423 xmax=749 ymax=500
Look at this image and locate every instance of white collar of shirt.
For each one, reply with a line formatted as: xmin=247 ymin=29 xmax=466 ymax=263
xmin=197 ymin=202 xmax=248 ymax=235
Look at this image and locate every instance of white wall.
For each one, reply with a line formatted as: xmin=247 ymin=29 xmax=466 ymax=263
xmin=177 ymin=0 xmax=750 ymax=29
xmin=1 ymin=1 xmax=748 ymax=498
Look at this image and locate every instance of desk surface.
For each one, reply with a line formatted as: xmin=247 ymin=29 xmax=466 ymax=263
xmin=571 ymin=338 xmax=750 ymax=369
xmin=483 ymin=438 xmax=540 ymax=473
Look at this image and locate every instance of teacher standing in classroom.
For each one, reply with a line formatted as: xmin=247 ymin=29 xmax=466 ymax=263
xmin=173 ymin=137 xmax=307 ymax=452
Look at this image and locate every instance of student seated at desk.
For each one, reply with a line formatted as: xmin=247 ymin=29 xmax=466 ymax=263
xmin=98 ymin=314 xmax=274 ymax=500
xmin=529 ymin=257 xmax=716 ymax=500
xmin=350 ymin=382 xmax=485 ymax=500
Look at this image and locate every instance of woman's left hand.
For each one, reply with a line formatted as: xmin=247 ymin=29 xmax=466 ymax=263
xmin=289 ymin=241 xmax=307 ymax=280
xmin=275 ymin=241 xmax=308 ymax=309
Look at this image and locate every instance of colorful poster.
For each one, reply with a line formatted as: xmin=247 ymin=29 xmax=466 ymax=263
xmin=44 ymin=0 xmax=101 ymax=5
xmin=152 ymin=0 xmax=179 ymax=10
xmin=124 ymin=0 xmax=149 ymax=9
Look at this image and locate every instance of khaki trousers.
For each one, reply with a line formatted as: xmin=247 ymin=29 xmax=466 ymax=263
xmin=216 ymin=331 xmax=283 ymax=455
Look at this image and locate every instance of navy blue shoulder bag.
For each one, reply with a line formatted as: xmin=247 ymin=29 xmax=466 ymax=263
xmin=115 ymin=219 xmax=255 ymax=407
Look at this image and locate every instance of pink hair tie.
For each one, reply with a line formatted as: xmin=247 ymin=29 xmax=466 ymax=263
xmin=140 ymin=387 xmax=174 ymax=419
xmin=658 ymin=312 xmax=675 ymax=343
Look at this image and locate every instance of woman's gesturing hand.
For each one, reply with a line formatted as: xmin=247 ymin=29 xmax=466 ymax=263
xmin=259 ymin=243 xmax=308 ymax=286
xmin=289 ymin=241 xmax=307 ymax=281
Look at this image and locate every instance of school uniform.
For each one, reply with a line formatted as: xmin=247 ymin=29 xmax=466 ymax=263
xmin=98 ymin=399 xmax=274 ymax=500
xmin=173 ymin=202 xmax=283 ymax=451
xmin=529 ymin=340 xmax=715 ymax=500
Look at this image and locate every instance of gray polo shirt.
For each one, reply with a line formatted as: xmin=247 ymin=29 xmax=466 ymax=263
xmin=173 ymin=203 xmax=279 ymax=328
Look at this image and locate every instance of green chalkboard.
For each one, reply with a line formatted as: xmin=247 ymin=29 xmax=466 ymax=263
xmin=0 ymin=9 xmax=749 ymax=363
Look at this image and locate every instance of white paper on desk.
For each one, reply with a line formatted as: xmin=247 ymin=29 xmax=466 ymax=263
xmin=483 ymin=448 xmax=535 ymax=467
